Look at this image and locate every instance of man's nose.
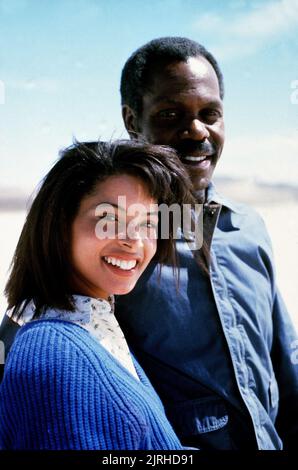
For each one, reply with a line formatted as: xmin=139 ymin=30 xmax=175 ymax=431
xmin=180 ymin=118 xmax=210 ymax=141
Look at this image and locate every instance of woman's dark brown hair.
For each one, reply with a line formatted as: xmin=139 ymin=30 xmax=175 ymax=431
xmin=5 ymin=139 xmax=201 ymax=319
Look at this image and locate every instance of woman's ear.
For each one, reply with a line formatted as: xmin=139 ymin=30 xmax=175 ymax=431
xmin=122 ymin=105 xmax=140 ymax=139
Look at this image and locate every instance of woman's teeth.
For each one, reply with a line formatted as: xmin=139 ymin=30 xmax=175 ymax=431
xmin=104 ymin=256 xmax=137 ymax=270
xmin=184 ymin=155 xmax=207 ymax=162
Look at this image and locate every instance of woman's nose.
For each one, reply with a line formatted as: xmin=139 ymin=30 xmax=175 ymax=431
xmin=118 ymin=226 xmax=144 ymax=248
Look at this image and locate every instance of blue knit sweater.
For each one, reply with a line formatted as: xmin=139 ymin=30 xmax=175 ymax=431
xmin=0 ymin=320 xmax=183 ymax=450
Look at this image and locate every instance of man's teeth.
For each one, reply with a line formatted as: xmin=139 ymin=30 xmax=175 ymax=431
xmin=184 ymin=155 xmax=207 ymax=162
xmin=104 ymin=256 xmax=137 ymax=270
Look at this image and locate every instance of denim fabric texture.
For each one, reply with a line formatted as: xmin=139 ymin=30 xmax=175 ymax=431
xmin=115 ymin=183 xmax=298 ymax=450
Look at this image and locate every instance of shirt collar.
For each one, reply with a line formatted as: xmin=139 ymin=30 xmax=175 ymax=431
xmin=204 ymin=181 xmax=245 ymax=215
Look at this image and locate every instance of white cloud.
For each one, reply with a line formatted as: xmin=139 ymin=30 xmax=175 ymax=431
xmin=218 ymin=130 xmax=298 ymax=185
xmin=9 ymin=78 xmax=60 ymax=93
xmin=194 ymin=0 xmax=298 ymax=60
xmin=231 ymin=0 xmax=298 ymax=38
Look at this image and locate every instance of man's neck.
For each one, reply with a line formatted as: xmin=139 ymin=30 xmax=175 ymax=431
xmin=196 ymin=189 xmax=207 ymax=204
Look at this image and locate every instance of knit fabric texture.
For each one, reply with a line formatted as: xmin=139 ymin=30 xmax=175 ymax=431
xmin=0 ymin=320 xmax=183 ymax=450
xmin=12 ymin=295 xmax=140 ymax=381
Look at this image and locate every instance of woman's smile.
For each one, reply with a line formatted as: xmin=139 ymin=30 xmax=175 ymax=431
xmin=71 ymin=174 xmax=158 ymax=299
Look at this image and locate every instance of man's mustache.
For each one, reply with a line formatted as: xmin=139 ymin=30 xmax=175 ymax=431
xmin=175 ymin=140 xmax=217 ymax=156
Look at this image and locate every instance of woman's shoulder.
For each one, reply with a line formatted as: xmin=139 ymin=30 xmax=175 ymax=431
xmin=0 ymin=320 xmax=153 ymax=450
xmin=14 ymin=318 xmax=90 ymax=349
xmin=5 ymin=319 xmax=109 ymax=379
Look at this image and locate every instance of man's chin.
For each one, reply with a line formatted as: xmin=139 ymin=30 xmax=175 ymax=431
xmin=188 ymin=169 xmax=214 ymax=194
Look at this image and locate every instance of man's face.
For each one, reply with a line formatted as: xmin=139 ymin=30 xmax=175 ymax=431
xmin=123 ymin=56 xmax=225 ymax=194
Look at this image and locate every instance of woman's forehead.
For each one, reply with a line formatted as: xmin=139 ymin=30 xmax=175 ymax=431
xmin=79 ymin=174 xmax=158 ymax=215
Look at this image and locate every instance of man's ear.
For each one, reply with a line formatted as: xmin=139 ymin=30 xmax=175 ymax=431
xmin=122 ymin=105 xmax=139 ymax=139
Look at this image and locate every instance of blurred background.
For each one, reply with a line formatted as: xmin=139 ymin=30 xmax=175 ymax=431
xmin=0 ymin=0 xmax=297 ymax=327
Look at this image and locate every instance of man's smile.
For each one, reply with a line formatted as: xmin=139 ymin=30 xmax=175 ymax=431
xmin=181 ymin=154 xmax=214 ymax=169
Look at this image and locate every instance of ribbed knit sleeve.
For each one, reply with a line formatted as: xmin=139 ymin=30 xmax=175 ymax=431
xmin=0 ymin=321 xmax=182 ymax=450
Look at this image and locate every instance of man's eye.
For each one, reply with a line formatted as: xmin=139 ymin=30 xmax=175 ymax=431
xmin=158 ymin=110 xmax=179 ymax=119
xmin=201 ymin=109 xmax=222 ymax=122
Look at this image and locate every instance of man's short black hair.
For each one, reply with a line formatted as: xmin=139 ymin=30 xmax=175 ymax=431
xmin=120 ymin=36 xmax=224 ymax=116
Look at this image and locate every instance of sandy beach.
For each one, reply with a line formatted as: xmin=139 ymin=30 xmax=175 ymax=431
xmin=0 ymin=198 xmax=297 ymax=330
xmin=0 ymin=210 xmax=26 ymax=316
xmin=255 ymin=202 xmax=298 ymax=329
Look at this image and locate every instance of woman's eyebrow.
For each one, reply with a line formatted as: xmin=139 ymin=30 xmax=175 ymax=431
xmin=146 ymin=211 xmax=159 ymax=216
xmin=93 ymin=202 xmax=126 ymax=213
xmin=93 ymin=202 xmax=159 ymax=217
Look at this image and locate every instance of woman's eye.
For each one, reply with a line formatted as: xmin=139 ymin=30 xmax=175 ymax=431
xmin=140 ymin=221 xmax=158 ymax=232
xmin=147 ymin=222 xmax=158 ymax=229
xmin=98 ymin=213 xmax=117 ymax=222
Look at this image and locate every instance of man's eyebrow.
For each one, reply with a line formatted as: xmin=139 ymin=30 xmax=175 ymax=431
xmin=205 ymin=99 xmax=223 ymax=108
xmin=152 ymin=97 xmax=223 ymax=108
xmin=150 ymin=97 xmax=181 ymax=106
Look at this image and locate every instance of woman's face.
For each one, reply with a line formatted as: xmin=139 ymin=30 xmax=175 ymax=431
xmin=71 ymin=174 xmax=158 ymax=300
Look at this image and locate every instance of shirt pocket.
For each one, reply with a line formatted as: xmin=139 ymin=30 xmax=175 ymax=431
xmin=269 ymin=375 xmax=279 ymax=419
xmin=166 ymin=396 xmax=232 ymax=450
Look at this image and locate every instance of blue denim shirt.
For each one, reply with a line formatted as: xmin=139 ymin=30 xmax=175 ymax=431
xmin=115 ymin=183 xmax=298 ymax=450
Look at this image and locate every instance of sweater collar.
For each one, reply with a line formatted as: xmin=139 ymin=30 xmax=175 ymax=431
xmin=13 ymin=294 xmax=140 ymax=381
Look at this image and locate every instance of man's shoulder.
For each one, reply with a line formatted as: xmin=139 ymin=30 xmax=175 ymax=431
xmin=210 ymin=187 xmax=265 ymax=224
xmin=207 ymin=183 xmax=265 ymax=221
xmin=223 ymin=197 xmax=264 ymax=221
xmin=212 ymin=190 xmax=272 ymax=247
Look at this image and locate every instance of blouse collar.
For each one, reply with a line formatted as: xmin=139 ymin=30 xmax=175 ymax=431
xmin=11 ymin=294 xmax=115 ymax=326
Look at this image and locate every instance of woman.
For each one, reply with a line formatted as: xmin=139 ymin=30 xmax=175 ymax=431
xmin=0 ymin=140 xmax=194 ymax=450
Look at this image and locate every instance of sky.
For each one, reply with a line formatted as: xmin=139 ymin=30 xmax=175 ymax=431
xmin=0 ymin=0 xmax=298 ymax=193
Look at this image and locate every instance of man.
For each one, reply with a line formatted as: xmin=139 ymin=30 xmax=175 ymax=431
xmin=115 ymin=37 xmax=298 ymax=449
